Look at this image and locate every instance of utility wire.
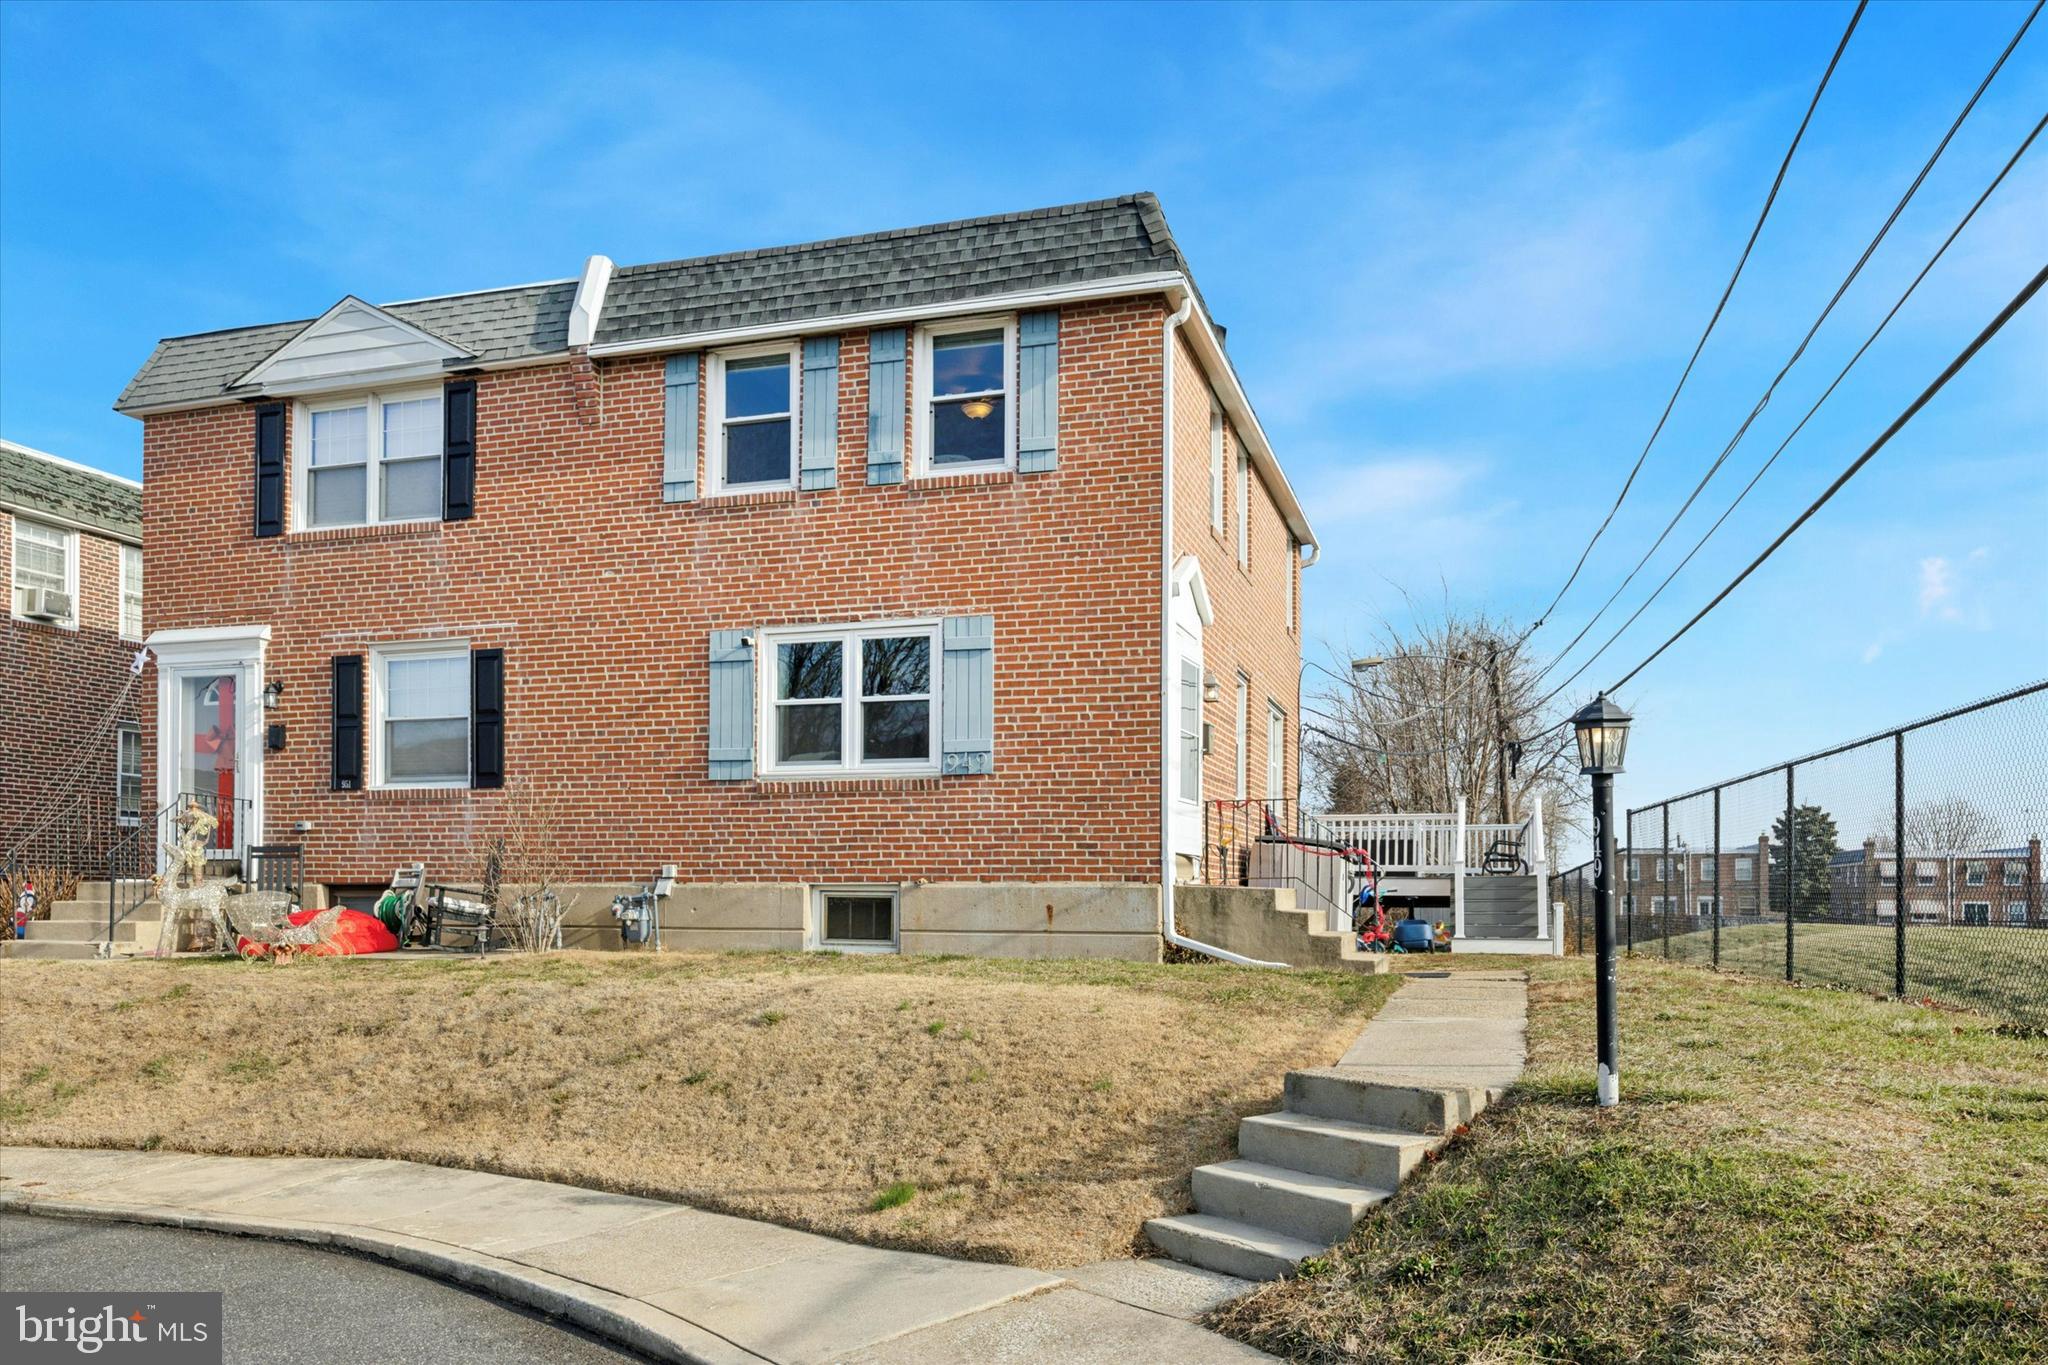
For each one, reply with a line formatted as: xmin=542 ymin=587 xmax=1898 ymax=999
xmin=1603 ymin=263 xmax=2046 ymax=695
xmin=1522 ymin=0 xmax=1869 ymax=639
xmin=1518 ymin=111 xmax=2047 ymax=731
xmin=1531 ymin=0 xmax=2042 ymax=688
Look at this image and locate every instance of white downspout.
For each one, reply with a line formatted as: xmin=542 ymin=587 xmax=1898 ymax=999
xmin=1158 ymin=294 xmax=1284 ymax=968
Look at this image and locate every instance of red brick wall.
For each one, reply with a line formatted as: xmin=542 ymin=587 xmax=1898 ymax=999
xmin=1 ymin=508 xmax=142 ymax=862
xmin=1168 ymin=332 xmax=1302 ymax=824
xmin=138 ymin=297 xmax=1177 ymax=887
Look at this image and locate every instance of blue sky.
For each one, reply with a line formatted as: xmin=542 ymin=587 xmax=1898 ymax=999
xmin=3 ymin=0 xmax=2043 ymax=822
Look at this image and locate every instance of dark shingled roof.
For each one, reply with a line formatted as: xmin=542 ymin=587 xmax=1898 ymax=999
xmin=0 ymin=441 xmax=142 ymax=541
xmin=115 ymin=281 xmax=578 ymax=414
xmin=594 ymin=193 xmax=1188 ymax=347
xmin=115 ymin=194 xmax=1188 ymax=413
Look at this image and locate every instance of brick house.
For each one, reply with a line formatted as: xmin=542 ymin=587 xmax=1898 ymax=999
xmin=1828 ymin=840 xmax=2043 ymax=926
xmin=114 ymin=194 xmax=1315 ymax=958
xmin=1 ymin=440 xmax=145 ymax=879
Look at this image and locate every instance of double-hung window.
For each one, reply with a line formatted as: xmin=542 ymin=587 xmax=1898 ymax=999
xmin=371 ymin=644 xmax=470 ymax=787
xmin=116 ymin=724 xmax=143 ymax=824
xmin=1700 ymin=859 xmax=1716 ymax=883
xmin=119 ymin=544 xmax=142 ymax=640
xmin=1916 ymin=861 xmax=1937 ymax=887
xmin=1735 ymin=856 xmax=1754 ymax=883
xmin=11 ymin=518 xmax=75 ymax=625
xmin=916 ymin=318 xmax=1013 ymax=473
xmin=761 ymin=622 xmax=938 ymax=777
xmin=1965 ymin=861 xmax=1987 ymax=887
xmin=1267 ymin=702 xmax=1286 ymax=798
xmin=709 ymin=344 xmax=796 ymax=492
xmin=300 ymin=388 xmax=442 ymax=529
xmin=2005 ymin=863 xmax=2024 ymax=888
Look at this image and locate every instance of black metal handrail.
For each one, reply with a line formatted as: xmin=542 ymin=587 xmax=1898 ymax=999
xmin=107 ymin=791 xmax=253 ymax=950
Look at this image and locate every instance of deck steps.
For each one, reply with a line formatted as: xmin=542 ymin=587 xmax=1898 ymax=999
xmin=1147 ymin=1066 xmax=1488 ymax=1281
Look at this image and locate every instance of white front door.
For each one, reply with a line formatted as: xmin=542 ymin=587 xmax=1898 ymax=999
xmin=148 ymin=626 xmax=270 ymax=870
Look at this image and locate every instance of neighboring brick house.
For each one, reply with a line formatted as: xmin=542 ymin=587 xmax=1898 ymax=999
xmin=1 ymin=440 xmax=145 ymax=873
xmin=1829 ymin=840 xmax=2043 ymax=926
xmin=115 ymin=194 xmax=1314 ymax=957
xmin=1625 ymin=843 xmax=1769 ymax=919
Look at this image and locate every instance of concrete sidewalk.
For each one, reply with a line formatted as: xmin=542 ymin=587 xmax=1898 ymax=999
xmin=0 ymin=1147 xmax=1270 ymax=1364
xmin=1338 ymin=969 xmax=1527 ymax=1095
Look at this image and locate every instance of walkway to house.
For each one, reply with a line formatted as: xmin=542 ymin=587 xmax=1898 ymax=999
xmin=1336 ymin=969 xmax=1528 ymax=1094
xmin=0 ymin=1146 xmax=1271 ymax=1364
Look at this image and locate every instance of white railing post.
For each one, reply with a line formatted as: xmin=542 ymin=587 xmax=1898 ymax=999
xmin=1530 ymin=800 xmax=1549 ymax=944
xmin=1452 ymin=795 xmax=1467 ymax=939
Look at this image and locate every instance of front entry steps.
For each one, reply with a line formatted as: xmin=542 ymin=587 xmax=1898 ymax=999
xmin=5 ymin=880 xmax=161 ymax=961
xmin=1146 ymin=1067 xmax=1488 ymax=1280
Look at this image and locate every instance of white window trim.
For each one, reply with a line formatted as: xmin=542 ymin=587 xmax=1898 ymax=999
xmin=756 ymin=618 xmax=942 ymax=780
xmin=1209 ymin=406 xmax=1225 ymax=534
xmin=1961 ymin=900 xmax=1992 ymax=922
xmin=10 ymin=516 xmax=79 ymax=629
xmin=1233 ymin=673 xmax=1249 ymax=800
xmin=1965 ymin=863 xmax=1987 ymax=886
xmin=1735 ymin=857 xmax=1754 ymax=882
xmin=367 ymin=639 xmax=471 ymax=790
xmin=1266 ymin=701 xmax=1286 ymax=800
xmin=1697 ymin=897 xmax=1714 ymax=916
xmin=1700 ymin=859 xmax=1717 ymax=882
xmin=809 ymin=885 xmax=901 ymax=954
xmin=119 ymin=543 xmax=143 ymax=641
xmin=2008 ymin=902 xmax=2029 ymax=924
xmin=705 ymin=340 xmax=800 ymax=496
xmin=2004 ymin=865 xmax=2024 ymax=887
xmin=912 ymin=314 xmax=1016 ymax=478
xmin=115 ymin=723 xmax=143 ymax=826
xmin=291 ymin=385 xmax=444 ymax=532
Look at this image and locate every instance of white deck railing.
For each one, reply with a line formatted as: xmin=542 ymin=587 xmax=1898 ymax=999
xmin=1310 ymin=800 xmax=1554 ymax=947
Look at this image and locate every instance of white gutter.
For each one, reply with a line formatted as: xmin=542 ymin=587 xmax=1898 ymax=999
xmin=1159 ymin=291 xmax=1286 ymax=969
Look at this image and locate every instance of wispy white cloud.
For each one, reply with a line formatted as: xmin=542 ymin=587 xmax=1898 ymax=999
xmin=1917 ymin=555 xmax=1958 ymax=619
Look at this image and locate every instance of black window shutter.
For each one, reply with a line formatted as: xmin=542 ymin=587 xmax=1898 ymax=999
xmin=443 ymin=379 xmax=477 ymax=521
xmin=331 ymin=655 xmax=364 ymax=791
xmin=254 ymin=402 xmax=286 ymax=538
xmin=471 ymin=647 xmax=504 ymax=789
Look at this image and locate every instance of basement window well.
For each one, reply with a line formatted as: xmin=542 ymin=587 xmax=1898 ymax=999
xmin=814 ymin=889 xmax=899 ymax=953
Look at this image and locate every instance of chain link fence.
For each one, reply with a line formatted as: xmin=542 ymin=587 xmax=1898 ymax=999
xmin=1567 ymin=680 xmax=2047 ymax=1032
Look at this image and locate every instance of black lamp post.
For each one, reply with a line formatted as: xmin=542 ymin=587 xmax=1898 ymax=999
xmin=1573 ymin=693 xmax=1632 ymax=1109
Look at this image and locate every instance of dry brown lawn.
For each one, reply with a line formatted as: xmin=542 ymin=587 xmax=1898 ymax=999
xmin=0 ymin=950 xmax=1397 ymax=1267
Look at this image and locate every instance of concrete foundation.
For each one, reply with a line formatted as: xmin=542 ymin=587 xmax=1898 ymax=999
xmin=329 ymin=880 xmax=1167 ymax=962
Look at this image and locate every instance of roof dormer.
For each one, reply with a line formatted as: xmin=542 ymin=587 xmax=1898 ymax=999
xmin=230 ymin=296 xmax=476 ymax=398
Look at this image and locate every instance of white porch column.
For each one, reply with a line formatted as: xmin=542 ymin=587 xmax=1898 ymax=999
xmin=1530 ymin=800 xmax=1549 ymax=944
xmin=1452 ymin=794 xmax=1467 ymax=939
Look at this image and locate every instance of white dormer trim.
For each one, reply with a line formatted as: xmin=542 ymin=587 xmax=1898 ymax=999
xmin=1172 ymin=554 xmax=1213 ymax=627
xmin=230 ymin=296 xmax=475 ymax=397
xmin=567 ymin=255 xmax=615 ymax=349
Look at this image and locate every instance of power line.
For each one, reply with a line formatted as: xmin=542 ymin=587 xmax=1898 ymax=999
xmin=1604 ymin=263 xmax=2046 ymax=694
xmin=1520 ymin=111 xmax=2046 ymax=724
xmin=1522 ymin=0 xmax=1869 ymax=639
xmin=1531 ymin=0 xmax=2042 ymax=689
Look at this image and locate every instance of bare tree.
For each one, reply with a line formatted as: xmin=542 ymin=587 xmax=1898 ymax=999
xmin=468 ymin=777 xmax=567 ymax=952
xmin=1303 ymin=602 xmax=1585 ymax=843
xmin=1902 ymin=796 xmax=2003 ymax=853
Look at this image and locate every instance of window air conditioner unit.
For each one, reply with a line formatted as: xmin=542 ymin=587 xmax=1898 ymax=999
xmin=21 ymin=587 xmax=72 ymax=622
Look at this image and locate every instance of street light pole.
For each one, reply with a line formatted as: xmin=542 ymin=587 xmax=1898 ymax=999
xmin=1572 ymin=694 xmax=1632 ymax=1111
xmin=1592 ymin=767 xmax=1620 ymax=1107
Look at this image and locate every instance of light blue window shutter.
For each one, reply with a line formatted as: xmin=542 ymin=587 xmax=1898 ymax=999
xmin=799 ymin=336 xmax=839 ymax=491
xmin=707 ymin=630 xmax=754 ymax=781
xmin=663 ymin=354 xmax=700 ymax=503
xmin=1016 ymin=310 xmax=1059 ymax=473
xmin=941 ymin=616 xmax=993 ymax=775
xmin=866 ymin=327 xmax=906 ymax=485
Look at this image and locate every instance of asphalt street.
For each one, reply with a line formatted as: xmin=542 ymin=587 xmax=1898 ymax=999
xmin=0 ymin=1213 xmax=649 ymax=1363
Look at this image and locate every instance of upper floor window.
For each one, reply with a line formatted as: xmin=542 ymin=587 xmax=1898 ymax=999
xmin=1965 ymin=861 xmax=1987 ymax=886
xmin=11 ymin=517 xmax=76 ymax=627
xmin=1735 ymin=856 xmax=1754 ymax=882
xmin=708 ymin=344 xmax=796 ymax=493
xmin=915 ymin=318 xmax=1013 ymax=474
xmin=2006 ymin=863 xmax=2024 ymax=887
xmin=119 ymin=544 xmax=143 ymax=641
xmin=299 ymin=388 xmax=442 ymax=529
xmin=1700 ymin=859 xmax=1716 ymax=883
xmin=1878 ymin=860 xmax=1896 ymax=885
xmin=1916 ymin=861 xmax=1938 ymax=887
xmin=759 ymin=621 xmax=938 ymax=778
xmin=1209 ymin=408 xmax=1226 ymax=534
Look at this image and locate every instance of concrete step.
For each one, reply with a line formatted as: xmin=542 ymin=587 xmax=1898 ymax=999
xmin=1237 ymin=1111 xmax=1442 ymax=1188
xmin=1189 ymin=1160 xmax=1389 ymax=1246
xmin=46 ymin=895 xmax=158 ymax=924
xmin=1143 ymin=1214 xmax=1326 ymax=1281
xmin=1284 ymin=1068 xmax=1485 ymax=1135
xmin=2 ymin=939 xmax=105 ymax=961
xmin=24 ymin=916 xmax=153 ymax=944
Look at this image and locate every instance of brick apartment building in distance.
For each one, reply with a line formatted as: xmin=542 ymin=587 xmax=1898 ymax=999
xmin=109 ymin=195 xmax=1313 ymax=958
xmin=1 ymin=440 xmax=145 ymax=881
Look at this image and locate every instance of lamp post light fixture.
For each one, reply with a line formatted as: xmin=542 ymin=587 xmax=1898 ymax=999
xmin=1572 ymin=693 xmax=1632 ymax=1109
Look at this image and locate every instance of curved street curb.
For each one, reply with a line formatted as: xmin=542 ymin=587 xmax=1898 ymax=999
xmin=0 ymin=1190 xmax=768 ymax=1364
